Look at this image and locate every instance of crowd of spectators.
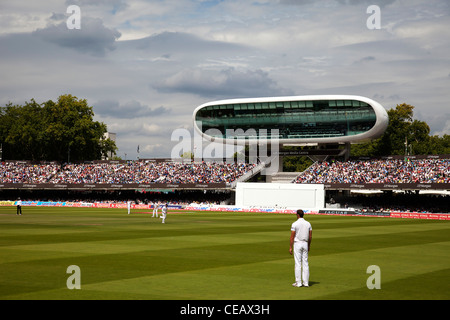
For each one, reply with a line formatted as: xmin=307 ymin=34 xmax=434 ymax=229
xmin=1 ymin=158 xmax=448 ymax=213
xmin=0 ymin=161 xmax=257 ymax=184
xmin=295 ymin=158 xmax=450 ymax=184
xmin=3 ymin=158 xmax=448 ymax=185
xmin=0 ymin=163 xmax=59 ymax=184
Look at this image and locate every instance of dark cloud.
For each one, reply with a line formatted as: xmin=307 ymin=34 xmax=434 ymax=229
xmin=65 ymin=0 xmax=129 ymax=13
xmin=335 ymin=0 xmax=396 ymax=7
xmin=153 ymin=67 xmax=293 ymax=99
xmin=281 ymin=0 xmax=396 ymax=7
xmin=373 ymin=93 xmax=401 ymax=101
xmin=32 ymin=17 xmax=121 ymax=56
xmin=279 ymin=0 xmax=315 ymax=5
xmin=49 ymin=13 xmax=66 ymax=21
xmin=118 ymin=31 xmax=248 ymax=56
xmin=93 ymin=100 xmax=171 ymax=119
xmin=353 ymin=56 xmax=376 ymax=64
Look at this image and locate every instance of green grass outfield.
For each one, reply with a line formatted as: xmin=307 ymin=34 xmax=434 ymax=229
xmin=0 ymin=206 xmax=449 ymax=300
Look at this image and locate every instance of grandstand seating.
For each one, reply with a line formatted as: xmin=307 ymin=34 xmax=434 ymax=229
xmin=294 ymin=158 xmax=449 ymax=184
xmin=1 ymin=157 xmax=449 ymax=213
xmin=1 ymin=158 xmax=449 ymax=185
xmin=0 ymin=161 xmax=257 ymax=184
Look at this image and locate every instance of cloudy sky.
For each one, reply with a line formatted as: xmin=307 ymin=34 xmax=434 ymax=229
xmin=1 ymin=0 xmax=449 ymax=159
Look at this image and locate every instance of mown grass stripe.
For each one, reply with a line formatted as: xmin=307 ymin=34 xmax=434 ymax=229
xmin=314 ymin=268 xmax=450 ymax=300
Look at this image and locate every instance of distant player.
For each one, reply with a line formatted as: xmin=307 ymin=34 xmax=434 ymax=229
xmin=152 ymin=202 xmax=159 ymax=218
xmin=127 ymin=200 xmax=132 ymax=214
xmin=160 ymin=203 xmax=168 ymax=224
xmin=16 ymin=197 xmax=22 ymax=215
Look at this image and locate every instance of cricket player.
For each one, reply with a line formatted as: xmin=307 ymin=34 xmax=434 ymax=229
xmin=127 ymin=200 xmax=132 ymax=214
xmin=152 ymin=202 xmax=159 ymax=218
xmin=160 ymin=203 xmax=168 ymax=224
xmin=289 ymin=209 xmax=312 ymax=287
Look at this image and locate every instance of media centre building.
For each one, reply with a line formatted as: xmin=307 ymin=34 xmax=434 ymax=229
xmin=193 ymin=95 xmax=388 ymax=147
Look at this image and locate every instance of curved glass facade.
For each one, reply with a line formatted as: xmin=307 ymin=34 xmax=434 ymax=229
xmin=195 ymin=98 xmax=377 ymax=141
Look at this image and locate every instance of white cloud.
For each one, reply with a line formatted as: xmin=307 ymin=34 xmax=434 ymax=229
xmin=142 ymin=143 xmax=163 ymax=153
xmin=433 ymin=120 xmax=450 ymax=136
xmin=142 ymin=123 xmax=162 ymax=134
xmin=94 ymin=100 xmax=170 ymax=119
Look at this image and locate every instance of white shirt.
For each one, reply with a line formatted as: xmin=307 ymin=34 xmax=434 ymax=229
xmin=291 ymin=218 xmax=312 ymax=242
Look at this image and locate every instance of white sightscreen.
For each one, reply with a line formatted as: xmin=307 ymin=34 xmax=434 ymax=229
xmin=236 ymin=183 xmax=325 ymax=209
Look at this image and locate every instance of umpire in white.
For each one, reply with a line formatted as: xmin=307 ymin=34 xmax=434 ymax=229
xmin=16 ymin=197 xmax=22 ymax=215
xmin=289 ymin=209 xmax=312 ymax=287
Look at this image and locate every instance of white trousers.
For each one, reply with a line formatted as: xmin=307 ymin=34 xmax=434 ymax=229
xmin=293 ymin=241 xmax=309 ymax=286
xmin=152 ymin=208 xmax=158 ymax=217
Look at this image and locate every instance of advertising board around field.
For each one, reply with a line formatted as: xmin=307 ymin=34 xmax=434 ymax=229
xmin=317 ymin=209 xmax=390 ymax=217
xmin=3 ymin=201 xmax=184 ymax=211
xmin=185 ymin=204 xmax=297 ymax=214
xmin=390 ymin=212 xmax=450 ymax=220
xmin=2 ymin=200 xmax=448 ymax=220
xmin=314 ymin=209 xmax=450 ymax=220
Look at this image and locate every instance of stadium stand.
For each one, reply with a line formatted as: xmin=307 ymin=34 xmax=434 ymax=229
xmin=293 ymin=157 xmax=450 ymax=214
xmin=3 ymin=157 xmax=447 ymax=186
xmin=294 ymin=158 xmax=449 ymax=184
xmin=0 ymin=161 xmax=257 ymax=185
xmin=0 ymin=157 xmax=449 ymax=213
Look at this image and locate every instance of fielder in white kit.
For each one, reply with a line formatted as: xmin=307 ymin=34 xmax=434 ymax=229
xmin=289 ymin=209 xmax=312 ymax=287
xmin=127 ymin=200 xmax=132 ymax=214
xmin=152 ymin=202 xmax=159 ymax=217
xmin=160 ymin=203 xmax=168 ymax=223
